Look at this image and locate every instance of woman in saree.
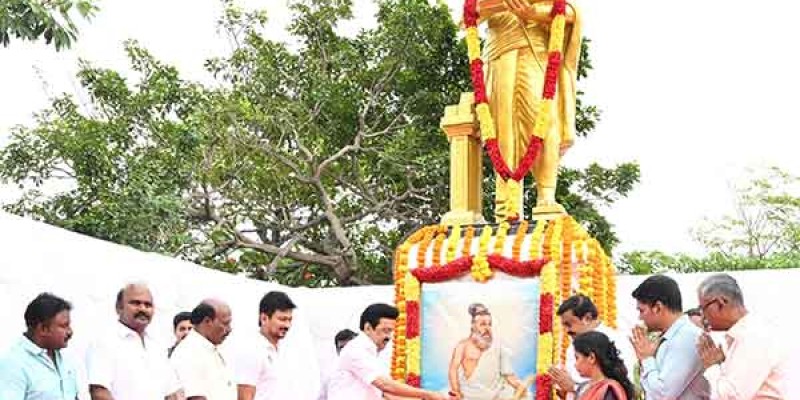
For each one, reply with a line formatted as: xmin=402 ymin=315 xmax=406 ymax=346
xmin=564 ymin=331 xmax=635 ymax=400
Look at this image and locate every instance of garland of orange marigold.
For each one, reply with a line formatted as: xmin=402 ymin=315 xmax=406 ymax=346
xmin=432 ymin=226 xmax=448 ymax=265
xmin=392 ymin=216 xmax=622 ymax=394
xmin=512 ymin=220 xmax=529 ymax=261
xmin=559 ymin=218 xmax=574 ymax=362
xmin=416 ymin=228 xmax=435 ymax=268
xmin=463 ymin=0 xmax=568 ymax=220
xmin=604 ymin=254 xmax=618 ymax=328
xmin=391 ymin=227 xmax=432 ymax=380
xmin=462 ymin=226 xmax=475 ymax=258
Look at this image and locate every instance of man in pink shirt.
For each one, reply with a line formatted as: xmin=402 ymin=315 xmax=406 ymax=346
xmin=696 ymin=273 xmax=787 ymax=400
xmin=326 ymin=303 xmax=451 ymax=400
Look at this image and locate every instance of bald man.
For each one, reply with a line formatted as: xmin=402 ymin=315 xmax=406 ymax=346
xmin=171 ymin=299 xmax=236 ymax=400
xmin=87 ymin=283 xmax=183 ymax=400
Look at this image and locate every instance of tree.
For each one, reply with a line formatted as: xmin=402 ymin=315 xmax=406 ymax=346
xmin=692 ymin=167 xmax=800 ymax=258
xmin=1 ymin=0 xmax=639 ymax=286
xmin=618 ymin=167 xmax=800 ymax=274
xmin=1 ymin=0 xmax=98 ymax=50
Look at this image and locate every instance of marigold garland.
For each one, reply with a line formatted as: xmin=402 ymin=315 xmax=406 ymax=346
xmin=433 ymin=227 xmax=448 ymax=265
xmin=392 ymin=214 xmax=620 ymax=396
xmin=473 ymin=226 xmax=495 ymax=281
xmin=512 ymin=220 xmax=529 ymax=261
xmin=463 ymin=0 xmax=568 ymax=220
xmin=559 ymin=218 xmax=574 ymax=362
xmin=488 ymin=254 xmax=547 ymax=277
xmin=447 ymin=225 xmax=462 ymax=263
xmin=462 ymin=226 xmax=475 ymax=258
xmin=548 ymin=218 xmax=564 ymax=367
xmin=411 ymin=256 xmax=473 ymax=282
xmin=606 ymin=258 xmax=618 ymax=328
xmin=536 ymin=261 xmax=558 ymax=398
xmin=591 ymin=241 xmax=606 ymax=324
xmin=494 ymin=221 xmax=511 ymax=254
xmin=529 ymin=220 xmax=546 ymax=261
xmin=416 ymin=227 xmax=436 ymax=268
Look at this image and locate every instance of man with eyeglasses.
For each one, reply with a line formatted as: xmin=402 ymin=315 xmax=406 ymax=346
xmin=696 ymin=273 xmax=787 ymax=399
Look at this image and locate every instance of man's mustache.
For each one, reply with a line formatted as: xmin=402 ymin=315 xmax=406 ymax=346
xmin=134 ymin=312 xmax=150 ymax=320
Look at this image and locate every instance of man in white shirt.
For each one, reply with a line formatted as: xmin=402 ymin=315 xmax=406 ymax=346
xmin=326 ymin=303 xmax=451 ymax=400
xmin=696 ymin=273 xmax=787 ymax=399
xmin=172 ymin=299 xmax=236 ymax=400
xmin=86 ymin=283 xmax=182 ymax=400
xmin=233 ymin=291 xmax=296 ymax=400
xmin=548 ymin=295 xmax=636 ymax=396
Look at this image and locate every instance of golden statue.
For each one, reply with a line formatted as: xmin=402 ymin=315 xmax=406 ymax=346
xmin=482 ymin=0 xmax=582 ymax=221
xmin=440 ymin=0 xmax=582 ymax=225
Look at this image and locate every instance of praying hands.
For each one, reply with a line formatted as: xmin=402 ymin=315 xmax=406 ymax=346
xmin=629 ymin=325 xmax=658 ymax=361
xmin=696 ymin=333 xmax=725 ymax=370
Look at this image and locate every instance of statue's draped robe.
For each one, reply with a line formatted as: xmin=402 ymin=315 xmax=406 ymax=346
xmin=484 ymin=5 xmax=582 ymax=219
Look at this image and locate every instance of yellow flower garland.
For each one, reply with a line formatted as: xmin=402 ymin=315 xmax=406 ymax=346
xmin=512 ymin=220 xmax=529 ymax=261
xmin=536 ymin=261 xmax=557 ymax=373
xmin=605 ymin=256 xmax=618 ymax=328
xmin=529 ymin=220 xmax=546 ymax=261
xmin=447 ymin=225 xmax=462 ymax=263
xmin=391 ymin=217 xmax=620 ymax=385
xmin=494 ymin=221 xmax=511 ymax=254
xmin=472 ymin=226 xmax=495 ymax=282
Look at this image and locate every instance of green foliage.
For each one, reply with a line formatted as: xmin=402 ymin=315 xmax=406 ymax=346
xmin=618 ymin=250 xmax=800 ymax=275
xmin=1 ymin=0 xmax=98 ymax=50
xmin=692 ymin=167 xmax=800 ymax=258
xmin=2 ymin=0 xmax=640 ymax=285
xmin=1 ymin=41 xmax=207 ymax=253
xmin=619 ymin=167 xmax=800 ymax=274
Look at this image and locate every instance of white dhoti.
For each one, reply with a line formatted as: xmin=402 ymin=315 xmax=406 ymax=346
xmin=458 ymin=345 xmax=517 ymax=400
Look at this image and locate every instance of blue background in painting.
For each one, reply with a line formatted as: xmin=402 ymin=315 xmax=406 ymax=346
xmin=420 ymin=279 xmax=540 ymax=397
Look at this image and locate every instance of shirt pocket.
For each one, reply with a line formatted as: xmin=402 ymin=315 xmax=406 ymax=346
xmin=27 ymin=375 xmax=73 ymax=400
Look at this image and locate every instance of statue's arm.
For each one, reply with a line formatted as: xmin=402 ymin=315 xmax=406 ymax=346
xmin=478 ymin=0 xmax=577 ymax=23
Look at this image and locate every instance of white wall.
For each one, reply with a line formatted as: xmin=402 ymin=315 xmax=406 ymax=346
xmin=1 ymin=212 xmax=798 ymax=398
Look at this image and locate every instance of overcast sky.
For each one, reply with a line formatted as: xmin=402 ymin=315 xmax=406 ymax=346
xmin=2 ymin=0 xmax=799 ymax=255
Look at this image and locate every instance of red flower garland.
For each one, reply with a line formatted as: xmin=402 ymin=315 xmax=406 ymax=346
xmin=543 ymin=53 xmax=561 ymax=98
xmin=464 ymin=0 xmax=565 ymax=193
xmin=407 ymin=373 xmax=421 ymax=388
xmin=411 ymin=256 xmax=473 ymax=282
xmin=550 ymin=0 xmax=566 ymax=16
xmin=539 ymin=293 xmax=554 ymax=333
xmin=487 ymin=254 xmax=548 ymax=276
xmin=536 ymin=375 xmax=553 ymax=400
xmin=471 ymin=59 xmax=487 ymax=103
xmin=463 ymin=0 xmax=478 ymax=26
xmin=412 ymin=255 xmax=552 ymax=283
xmin=484 ymin=139 xmax=513 ymax=180
xmin=406 ymin=301 xmax=420 ymax=338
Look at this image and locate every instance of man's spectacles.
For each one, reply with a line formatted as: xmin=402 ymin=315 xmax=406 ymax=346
xmin=700 ymin=298 xmax=721 ymax=312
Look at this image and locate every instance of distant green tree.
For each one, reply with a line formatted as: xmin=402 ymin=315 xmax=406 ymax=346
xmin=1 ymin=0 xmax=98 ymax=50
xmin=618 ymin=167 xmax=800 ymax=274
